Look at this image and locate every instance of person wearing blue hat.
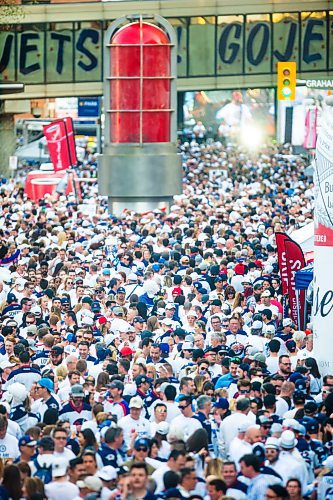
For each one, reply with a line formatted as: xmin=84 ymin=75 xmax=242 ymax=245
xmin=34 ymin=378 xmax=59 ymax=421
xmin=123 ymin=438 xmax=156 ymax=475
xmin=116 ymin=287 xmax=126 ymax=307
xmin=18 ymin=434 xmax=37 ymax=463
xmin=135 ymin=375 xmax=152 ymax=401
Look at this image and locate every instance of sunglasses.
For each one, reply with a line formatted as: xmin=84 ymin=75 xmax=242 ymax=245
xmin=136 ymin=447 xmax=148 ymax=452
xmin=239 ymin=389 xmax=250 ymax=394
xmin=230 ymin=357 xmax=241 ymax=364
xmin=178 ymin=404 xmax=190 ymax=410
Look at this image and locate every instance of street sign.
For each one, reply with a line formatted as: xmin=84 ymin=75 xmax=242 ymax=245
xmin=305 ymin=79 xmax=333 ymax=89
xmin=78 ymin=97 xmax=100 ymax=117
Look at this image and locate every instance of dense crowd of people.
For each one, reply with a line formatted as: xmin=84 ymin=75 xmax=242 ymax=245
xmin=0 ymin=139 xmax=327 ymax=500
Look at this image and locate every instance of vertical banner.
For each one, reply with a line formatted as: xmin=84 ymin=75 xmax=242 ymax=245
xmin=275 ymin=232 xmax=290 ymax=295
xmin=284 ymin=239 xmax=306 ymax=329
xmin=63 ymin=117 xmax=78 ymax=166
xmin=43 ymin=120 xmax=71 ymax=172
xmin=303 ymin=108 xmax=318 ymax=149
xmin=313 ymin=106 xmax=333 ymax=375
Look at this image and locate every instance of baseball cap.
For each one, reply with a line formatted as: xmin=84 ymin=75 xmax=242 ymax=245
xmin=19 ymin=435 xmax=37 ymax=447
xmin=283 ymin=318 xmax=292 ymax=327
xmin=108 ymin=380 xmax=124 ymax=391
xmin=261 ymin=290 xmax=271 ymax=297
xmin=129 ymin=396 xmax=144 ymax=409
xmin=6 ymin=293 xmax=17 ymax=303
xmin=52 ymin=457 xmax=68 ymax=478
xmin=134 ymin=438 xmax=150 ymax=450
xmin=156 ymin=421 xmax=170 ymax=435
xmin=113 ymin=306 xmax=124 ymax=316
xmin=51 ymin=346 xmax=64 ymax=356
xmin=252 ymin=443 xmax=266 ymax=461
xmin=213 ymin=398 xmax=229 ymax=410
xmin=120 ymin=347 xmax=134 ymax=357
xmin=70 ymin=384 xmax=85 ymax=397
xmin=252 ymin=320 xmax=263 ymax=330
xmin=98 ymin=466 xmax=117 ymax=481
xmin=285 ymin=340 xmax=297 ymax=353
xmin=135 ymin=375 xmax=151 ymax=386
xmin=77 ymin=476 xmax=102 ymax=492
xmin=133 ymin=316 xmax=145 ymax=323
xmin=37 ymin=378 xmax=54 ymax=393
xmin=117 ymin=287 xmax=126 ymax=294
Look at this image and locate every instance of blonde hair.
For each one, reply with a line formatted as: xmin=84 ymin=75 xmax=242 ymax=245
xmin=57 ymin=231 xmax=67 ymax=246
xmin=205 ymin=458 xmax=224 ymax=479
xmin=146 ymin=364 xmax=157 ymax=382
xmin=55 ymin=365 xmax=68 ymax=382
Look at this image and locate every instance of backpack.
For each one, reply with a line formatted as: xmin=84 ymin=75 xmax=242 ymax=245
xmin=33 ymin=458 xmax=52 ymax=484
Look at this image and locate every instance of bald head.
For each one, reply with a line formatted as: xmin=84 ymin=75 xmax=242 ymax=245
xmin=245 ymin=425 xmax=262 ymax=444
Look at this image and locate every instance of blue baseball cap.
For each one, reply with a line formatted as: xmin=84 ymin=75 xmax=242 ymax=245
xmin=213 ymin=398 xmax=229 ymax=410
xmin=19 ymin=435 xmax=37 ymax=447
xmin=117 ymin=287 xmax=126 ymax=294
xmin=37 ymin=378 xmax=54 ymax=393
xmin=134 ymin=438 xmax=150 ymax=450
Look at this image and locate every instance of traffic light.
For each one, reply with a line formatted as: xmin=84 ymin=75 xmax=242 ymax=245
xmin=277 ymin=61 xmax=296 ymax=101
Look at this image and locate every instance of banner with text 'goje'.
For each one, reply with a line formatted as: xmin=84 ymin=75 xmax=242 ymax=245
xmin=313 ymin=106 xmax=333 ymax=375
xmin=43 ymin=120 xmax=71 ymax=172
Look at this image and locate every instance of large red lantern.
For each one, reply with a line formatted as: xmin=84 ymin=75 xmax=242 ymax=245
xmin=99 ymin=15 xmax=182 ymax=214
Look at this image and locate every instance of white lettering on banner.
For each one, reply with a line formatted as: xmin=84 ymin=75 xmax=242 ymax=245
xmin=280 ymin=250 xmax=289 ymax=292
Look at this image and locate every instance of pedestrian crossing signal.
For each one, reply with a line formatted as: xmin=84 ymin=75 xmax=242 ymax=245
xmin=277 ymin=62 xmax=296 ymax=101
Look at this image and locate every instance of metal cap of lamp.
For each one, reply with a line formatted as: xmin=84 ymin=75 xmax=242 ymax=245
xmin=98 ymin=14 xmax=182 ymax=214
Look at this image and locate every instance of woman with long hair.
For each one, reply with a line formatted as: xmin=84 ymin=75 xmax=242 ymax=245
xmin=95 ymin=372 xmax=110 ymax=393
xmin=78 ymin=428 xmax=98 ymax=453
xmin=194 ymin=375 xmax=207 ymax=397
xmin=205 ymin=458 xmax=224 ymax=480
xmin=0 ymin=465 xmax=22 ymax=500
xmin=146 ymin=364 xmax=157 ymax=383
xmin=22 ymin=477 xmax=46 ymax=500
xmin=224 ymin=285 xmax=236 ymax=308
xmin=305 ymin=357 xmax=322 ymax=396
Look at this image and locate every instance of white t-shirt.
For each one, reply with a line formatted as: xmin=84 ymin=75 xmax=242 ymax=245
xmin=0 ymin=433 xmax=19 ymax=460
xmin=45 ymin=480 xmax=80 ymax=500
xmin=169 ymin=414 xmax=202 ymax=441
xmin=151 ymin=464 xmax=171 ymax=493
xmin=118 ymin=415 xmax=152 ymax=447
xmin=54 ymin=447 xmax=76 ymax=461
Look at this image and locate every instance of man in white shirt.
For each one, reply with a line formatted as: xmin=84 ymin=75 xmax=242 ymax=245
xmin=52 ymin=427 xmax=76 ymax=461
xmin=229 ymin=424 xmax=261 ymax=469
xmin=219 ymin=398 xmax=255 ymax=459
xmin=272 ymin=430 xmax=308 ymax=495
xmin=169 ymin=395 xmax=202 ymax=441
xmin=151 ymin=449 xmax=187 ymax=494
xmin=118 ymin=396 xmax=151 ymax=447
xmin=0 ymin=414 xmax=19 ymax=460
xmin=45 ymin=456 xmax=80 ymax=500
